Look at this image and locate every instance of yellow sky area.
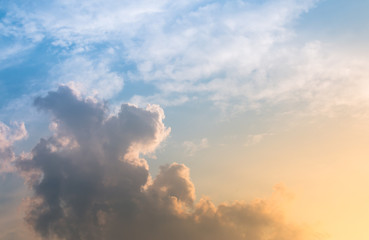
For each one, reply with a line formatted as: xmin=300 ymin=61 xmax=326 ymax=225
xmin=190 ymin=114 xmax=369 ymax=240
xmin=271 ymin=117 xmax=369 ymax=240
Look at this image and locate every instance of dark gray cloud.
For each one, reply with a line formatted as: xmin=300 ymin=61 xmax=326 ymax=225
xmin=15 ymin=86 xmax=315 ymax=240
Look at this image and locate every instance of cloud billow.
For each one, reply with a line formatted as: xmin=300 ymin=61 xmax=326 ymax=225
xmin=0 ymin=121 xmax=27 ymax=173
xmin=15 ymin=86 xmax=313 ymax=240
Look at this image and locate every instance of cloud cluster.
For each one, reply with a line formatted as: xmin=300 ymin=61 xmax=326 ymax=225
xmin=14 ymin=86 xmax=316 ymax=240
xmin=50 ymin=57 xmax=124 ymax=99
xmin=0 ymin=121 xmax=27 ymax=172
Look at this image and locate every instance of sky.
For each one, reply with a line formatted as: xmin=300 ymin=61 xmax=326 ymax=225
xmin=0 ymin=0 xmax=369 ymax=239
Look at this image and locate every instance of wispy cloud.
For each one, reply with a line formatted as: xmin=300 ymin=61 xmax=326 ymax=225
xmin=4 ymin=0 xmax=369 ymax=117
xmin=3 ymin=0 xmax=341 ymax=112
xmin=183 ymin=138 xmax=209 ymax=156
xmin=50 ymin=56 xmax=124 ymax=99
xmin=244 ymin=133 xmax=272 ymax=147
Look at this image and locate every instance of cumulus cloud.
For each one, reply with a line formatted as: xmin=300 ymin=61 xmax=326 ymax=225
xmin=0 ymin=121 xmax=27 ymax=172
xmin=13 ymin=86 xmax=318 ymax=240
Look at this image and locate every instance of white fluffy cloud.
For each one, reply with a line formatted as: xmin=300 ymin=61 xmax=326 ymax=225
xmin=13 ymin=86 xmax=317 ymax=240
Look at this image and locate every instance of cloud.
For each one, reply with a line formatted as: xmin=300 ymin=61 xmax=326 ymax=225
xmin=0 ymin=0 xmax=176 ymax=49
xmin=3 ymin=0 xmax=369 ymax=118
xmin=0 ymin=173 xmax=36 ymax=240
xmin=244 ymin=133 xmax=271 ymax=147
xmin=127 ymin=0 xmax=317 ymax=85
xmin=1 ymin=1 xmax=322 ymax=103
xmin=50 ymin=56 xmax=124 ymax=99
xmin=13 ymin=86 xmax=318 ymax=240
xmin=0 ymin=43 xmax=34 ymax=70
xmin=0 ymin=121 xmax=27 ymax=172
xmin=183 ymin=138 xmax=209 ymax=156
xmin=5 ymin=0 xmax=369 ymax=117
